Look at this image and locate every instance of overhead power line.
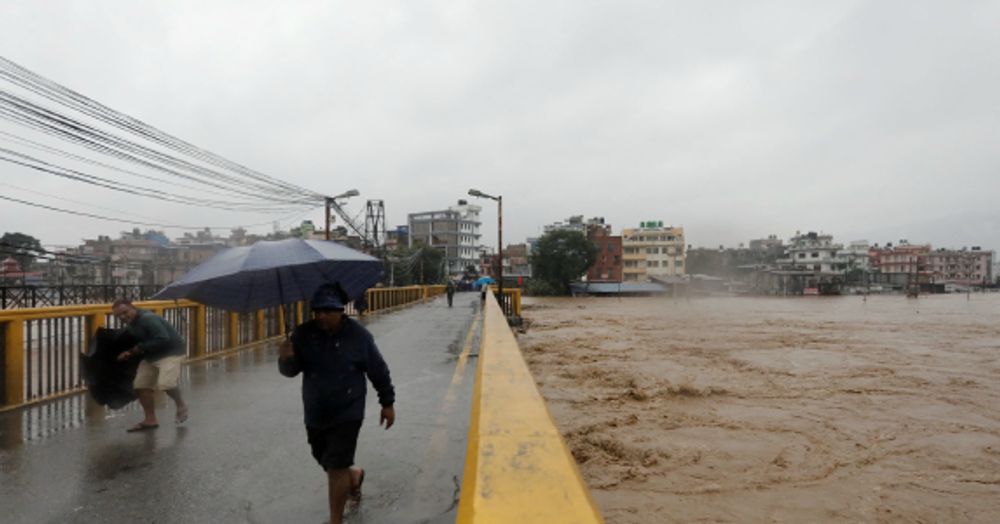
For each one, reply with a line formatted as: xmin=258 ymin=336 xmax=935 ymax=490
xmin=0 ymin=92 xmax=318 ymax=205
xmin=0 ymin=55 xmax=349 ymax=232
xmin=0 ymin=193 xmax=321 ymax=231
xmin=0 ymin=147 xmax=313 ymax=212
xmin=0 ymin=56 xmax=324 ymax=201
xmin=0 ymin=130 xmax=313 ymax=205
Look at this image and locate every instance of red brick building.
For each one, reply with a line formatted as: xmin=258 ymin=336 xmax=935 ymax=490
xmin=586 ymin=219 xmax=623 ymax=282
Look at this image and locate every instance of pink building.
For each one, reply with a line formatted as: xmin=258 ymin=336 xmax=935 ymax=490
xmin=869 ymin=243 xmax=932 ymax=276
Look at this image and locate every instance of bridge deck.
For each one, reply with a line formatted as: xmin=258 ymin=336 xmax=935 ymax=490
xmin=0 ymin=292 xmax=482 ymax=524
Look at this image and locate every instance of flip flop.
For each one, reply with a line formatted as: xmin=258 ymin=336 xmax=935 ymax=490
xmin=126 ymin=422 xmax=159 ymax=432
xmin=175 ymin=406 xmax=189 ymax=424
xmin=350 ymin=468 xmax=365 ymax=500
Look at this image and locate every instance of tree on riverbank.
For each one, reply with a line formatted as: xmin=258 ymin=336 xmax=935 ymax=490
xmin=0 ymin=232 xmax=43 ymax=271
xmin=529 ymin=230 xmax=597 ymax=295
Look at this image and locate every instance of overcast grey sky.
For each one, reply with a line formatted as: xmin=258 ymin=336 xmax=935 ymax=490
xmin=1 ymin=0 xmax=998 ymax=251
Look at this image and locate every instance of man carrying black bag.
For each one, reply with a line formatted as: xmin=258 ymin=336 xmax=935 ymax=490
xmin=80 ymin=328 xmax=140 ymax=409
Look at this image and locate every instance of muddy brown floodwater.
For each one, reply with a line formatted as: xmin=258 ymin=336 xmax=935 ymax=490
xmin=518 ymin=294 xmax=1000 ymax=523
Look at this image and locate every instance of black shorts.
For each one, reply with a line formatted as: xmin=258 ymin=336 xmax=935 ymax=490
xmin=307 ymin=420 xmax=363 ymax=471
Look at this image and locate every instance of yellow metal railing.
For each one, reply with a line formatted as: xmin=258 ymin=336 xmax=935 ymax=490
xmin=0 ymin=285 xmax=444 ymax=410
xmin=498 ymin=287 xmax=522 ymax=317
xmin=457 ymin=292 xmax=603 ymax=523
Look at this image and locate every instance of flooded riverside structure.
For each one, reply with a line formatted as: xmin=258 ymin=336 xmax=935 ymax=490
xmin=520 ymin=294 xmax=1000 ymax=523
xmin=686 ymin=233 xmax=996 ymax=297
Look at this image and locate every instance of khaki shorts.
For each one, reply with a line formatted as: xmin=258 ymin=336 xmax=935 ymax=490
xmin=133 ymin=355 xmax=184 ymax=390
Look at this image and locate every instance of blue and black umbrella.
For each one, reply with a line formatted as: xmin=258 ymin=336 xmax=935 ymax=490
xmin=152 ymin=239 xmax=384 ymax=315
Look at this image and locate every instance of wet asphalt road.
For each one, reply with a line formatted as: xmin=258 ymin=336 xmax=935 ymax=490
xmin=0 ymin=292 xmax=482 ymax=524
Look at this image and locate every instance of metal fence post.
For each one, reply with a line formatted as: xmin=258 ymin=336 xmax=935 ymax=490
xmin=255 ymin=310 xmax=265 ymax=341
xmin=226 ymin=312 xmax=240 ymax=349
xmin=2 ymin=320 xmax=24 ymax=407
xmin=192 ymin=305 xmax=207 ymax=358
xmin=86 ymin=311 xmax=106 ymax=343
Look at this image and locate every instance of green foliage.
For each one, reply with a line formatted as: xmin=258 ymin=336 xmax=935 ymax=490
xmin=525 ymin=278 xmax=561 ymax=296
xmin=530 ymin=230 xmax=597 ymax=295
xmin=0 ymin=232 xmax=43 ymax=271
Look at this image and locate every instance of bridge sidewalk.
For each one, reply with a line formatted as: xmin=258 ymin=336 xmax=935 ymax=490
xmin=0 ymin=292 xmax=482 ymax=524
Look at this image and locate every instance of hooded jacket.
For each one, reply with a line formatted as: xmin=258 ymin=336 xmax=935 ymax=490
xmin=279 ymin=316 xmax=395 ymax=428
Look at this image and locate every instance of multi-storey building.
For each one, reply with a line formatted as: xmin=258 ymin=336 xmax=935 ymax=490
xmin=782 ymin=231 xmax=842 ymax=273
xmin=72 ymin=230 xmax=227 ymax=286
xmin=384 ymin=226 xmax=409 ymax=252
xmin=621 ymin=221 xmax=686 ymax=282
xmin=749 ymin=235 xmax=783 ymax=252
xmin=835 ymin=240 xmax=871 ymax=273
xmin=870 ymin=242 xmax=931 ymax=276
xmin=408 ymin=199 xmax=482 ymax=276
xmin=503 ymin=243 xmax=531 ymax=279
xmin=586 ymin=218 xmax=622 ymax=282
xmin=926 ymin=247 xmax=993 ymax=285
xmin=543 ymin=215 xmax=586 ymax=235
xmin=478 ymin=246 xmax=496 ymax=278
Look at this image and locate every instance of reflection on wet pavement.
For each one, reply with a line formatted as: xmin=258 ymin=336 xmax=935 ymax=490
xmin=0 ymin=293 xmax=481 ymax=524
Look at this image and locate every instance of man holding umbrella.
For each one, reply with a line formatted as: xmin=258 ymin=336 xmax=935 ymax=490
xmin=278 ymin=283 xmax=396 ymax=524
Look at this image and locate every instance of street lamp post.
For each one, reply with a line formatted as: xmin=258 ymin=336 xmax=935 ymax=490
xmin=326 ymin=189 xmax=360 ymax=240
xmin=468 ymin=189 xmax=503 ymax=309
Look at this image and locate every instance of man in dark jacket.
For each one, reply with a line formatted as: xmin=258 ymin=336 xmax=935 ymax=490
xmin=112 ymin=299 xmax=189 ymax=432
xmin=278 ymin=283 xmax=395 ymax=524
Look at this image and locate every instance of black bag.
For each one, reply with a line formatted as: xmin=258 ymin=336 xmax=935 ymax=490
xmin=80 ymin=327 xmax=140 ymax=409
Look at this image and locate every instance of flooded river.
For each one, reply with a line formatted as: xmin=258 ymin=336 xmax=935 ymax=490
xmin=519 ymin=294 xmax=1000 ymax=523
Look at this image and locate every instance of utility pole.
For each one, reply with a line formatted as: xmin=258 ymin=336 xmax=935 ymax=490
xmin=325 ymin=189 xmax=360 ymax=241
xmin=325 ymin=197 xmax=332 ymax=241
xmin=468 ymin=189 xmax=504 ymax=310
xmin=498 ymin=195 xmax=503 ymax=301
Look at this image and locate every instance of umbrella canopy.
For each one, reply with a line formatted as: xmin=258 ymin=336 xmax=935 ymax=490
xmin=474 ymin=276 xmax=496 ymax=289
xmin=152 ymin=239 xmax=384 ymax=312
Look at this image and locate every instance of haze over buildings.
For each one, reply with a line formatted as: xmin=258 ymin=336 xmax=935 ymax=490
xmin=0 ymin=2 xmax=997 ymax=253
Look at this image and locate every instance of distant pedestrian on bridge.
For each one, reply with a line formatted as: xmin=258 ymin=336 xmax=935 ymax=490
xmin=278 ymin=283 xmax=396 ymax=524
xmin=446 ymin=279 xmax=456 ymax=307
xmin=111 ymin=299 xmax=189 ymax=432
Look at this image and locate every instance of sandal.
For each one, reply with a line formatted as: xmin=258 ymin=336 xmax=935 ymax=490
xmin=175 ymin=406 xmax=189 ymax=424
xmin=126 ymin=422 xmax=159 ymax=432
